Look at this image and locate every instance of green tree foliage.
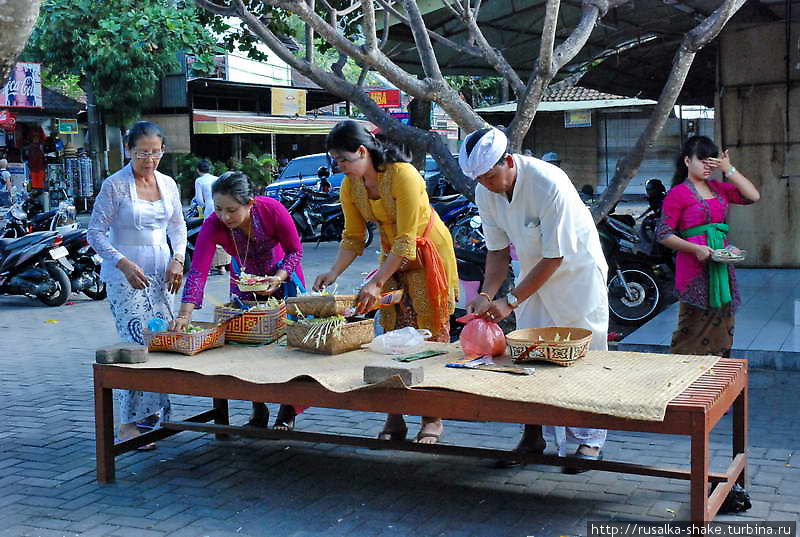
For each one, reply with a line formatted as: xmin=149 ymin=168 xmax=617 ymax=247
xmin=25 ymin=0 xmax=221 ymax=125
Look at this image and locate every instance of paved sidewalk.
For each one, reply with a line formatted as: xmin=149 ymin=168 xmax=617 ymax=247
xmin=621 ymin=269 xmax=800 ymax=370
xmin=1 ymin=245 xmax=798 ymax=536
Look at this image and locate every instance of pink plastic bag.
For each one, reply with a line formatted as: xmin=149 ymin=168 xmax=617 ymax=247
xmin=456 ymin=313 xmax=507 ymax=357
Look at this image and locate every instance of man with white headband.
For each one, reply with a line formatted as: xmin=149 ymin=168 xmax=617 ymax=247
xmin=459 ymin=127 xmax=609 ymax=473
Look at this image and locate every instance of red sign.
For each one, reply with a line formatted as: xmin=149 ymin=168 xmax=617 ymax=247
xmin=0 ymin=110 xmax=17 ymax=129
xmin=368 ymin=89 xmax=401 ymax=109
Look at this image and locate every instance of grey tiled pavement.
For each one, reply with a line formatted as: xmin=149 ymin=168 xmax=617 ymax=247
xmin=1 ymin=242 xmax=799 ymax=537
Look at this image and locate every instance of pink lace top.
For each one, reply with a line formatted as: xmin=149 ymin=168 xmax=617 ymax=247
xmin=656 ymin=180 xmax=752 ymax=311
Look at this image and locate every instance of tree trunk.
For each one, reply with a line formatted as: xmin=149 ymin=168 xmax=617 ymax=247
xmin=0 ymin=1 xmax=42 ymax=82
xmin=84 ymin=83 xmax=105 ymax=189
xmin=408 ymin=97 xmax=431 ymax=170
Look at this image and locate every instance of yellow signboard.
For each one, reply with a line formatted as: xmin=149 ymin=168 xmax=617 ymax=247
xmin=564 ymin=109 xmax=591 ymax=128
xmin=271 ymin=88 xmax=307 ymax=116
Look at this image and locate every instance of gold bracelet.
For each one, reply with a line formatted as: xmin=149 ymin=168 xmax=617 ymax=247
xmin=479 ymin=292 xmax=493 ymax=302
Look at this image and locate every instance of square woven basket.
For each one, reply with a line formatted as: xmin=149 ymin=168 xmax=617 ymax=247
xmin=287 ymin=318 xmax=374 ymax=355
xmin=506 ymin=326 xmax=593 ymax=367
xmin=144 ymin=321 xmax=226 ymax=356
xmin=285 ymin=295 xmax=357 ymax=318
xmin=213 ymin=301 xmax=286 ymax=344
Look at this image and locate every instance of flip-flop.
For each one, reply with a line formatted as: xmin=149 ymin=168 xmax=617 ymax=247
xmin=115 ymin=436 xmax=157 ymax=451
xmin=414 ymin=431 xmax=443 ymax=445
xmin=272 ymin=405 xmax=297 ymax=431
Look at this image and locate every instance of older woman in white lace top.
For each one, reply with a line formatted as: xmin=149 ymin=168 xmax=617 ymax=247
xmin=88 ymin=121 xmax=186 ymax=448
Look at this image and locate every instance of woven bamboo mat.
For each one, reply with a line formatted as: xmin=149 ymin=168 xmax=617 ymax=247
xmin=116 ymin=342 xmax=719 ymax=421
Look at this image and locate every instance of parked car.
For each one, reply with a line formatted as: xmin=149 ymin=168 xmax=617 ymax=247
xmin=265 ymin=153 xmax=345 ymax=198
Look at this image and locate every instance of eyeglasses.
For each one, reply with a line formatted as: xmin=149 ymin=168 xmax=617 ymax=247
xmin=133 ymin=151 xmax=164 ymax=160
xmin=329 ymin=151 xmax=363 ymax=163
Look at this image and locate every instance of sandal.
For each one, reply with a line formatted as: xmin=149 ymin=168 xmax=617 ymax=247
xmin=563 ymin=445 xmax=603 ymax=474
xmin=272 ymin=405 xmax=297 ymax=431
xmin=377 ymin=427 xmax=408 ymax=442
xmin=414 ymin=431 xmax=442 ymax=445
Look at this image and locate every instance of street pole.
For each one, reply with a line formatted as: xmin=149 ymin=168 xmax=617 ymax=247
xmin=85 ymin=82 xmax=104 ymax=189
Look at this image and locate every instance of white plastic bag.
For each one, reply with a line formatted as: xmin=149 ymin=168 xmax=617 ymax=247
xmin=367 ymin=326 xmax=432 ymax=355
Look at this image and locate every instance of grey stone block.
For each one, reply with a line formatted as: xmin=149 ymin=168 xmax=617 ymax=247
xmin=95 ymin=343 xmax=148 ymax=364
xmin=363 ymin=360 xmax=424 ymax=385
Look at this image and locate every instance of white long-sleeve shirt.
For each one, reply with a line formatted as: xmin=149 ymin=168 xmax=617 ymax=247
xmin=194 ymin=173 xmax=218 ymax=219
xmin=88 ymin=163 xmax=187 ymax=284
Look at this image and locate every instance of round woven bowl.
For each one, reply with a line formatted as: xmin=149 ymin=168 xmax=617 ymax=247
xmin=506 ymin=326 xmax=592 ymax=367
xmin=236 ymin=281 xmax=271 ymax=292
xmin=711 ymin=248 xmax=746 ymax=265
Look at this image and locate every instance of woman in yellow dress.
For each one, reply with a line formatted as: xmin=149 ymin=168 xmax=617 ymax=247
xmin=314 ymin=121 xmax=458 ymax=445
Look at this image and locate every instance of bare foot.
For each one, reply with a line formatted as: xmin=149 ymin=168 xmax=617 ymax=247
xmin=577 ymin=445 xmax=600 ymax=457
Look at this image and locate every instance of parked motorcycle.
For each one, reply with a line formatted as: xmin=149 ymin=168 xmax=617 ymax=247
xmin=60 ymin=228 xmax=106 ymax=300
xmin=1 ymin=197 xmax=78 ymax=237
xmin=430 ymin=194 xmax=482 ymax=251
xmin=599 ymin=179 xmax=673 ymax=324
xmin=286 ymin=186 xmax=375 ymax=248
xmin=183 ymin=200 xmax=204 ymax=274
xmin=0 ymin=231 xmax=74 ymax=306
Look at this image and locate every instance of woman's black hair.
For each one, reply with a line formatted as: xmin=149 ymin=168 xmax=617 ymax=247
xmin=126 ymin=121 xmax=165 ymax=150
xmin=672 ymin=135 xmax=719 ymax=187
xmin=212 ymin=171 xmax=256 ymax=205
xmin=325 ymin=120 xmax=409 ymax=172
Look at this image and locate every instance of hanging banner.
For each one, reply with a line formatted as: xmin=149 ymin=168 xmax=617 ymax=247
xmin=271 ymin=88 xmax=307 ymax=116
xmin=564 ymin=109 xmax=591 ymax=128
xmin=2 ymin=63 xmax=43 ymax=109
xmin=0 ymin=110 xmax=17 ymax=129
xmin=369 ymin=89 xmax=401 ymax=109
xmin=58 ymin=118 xmax=79 ymax=135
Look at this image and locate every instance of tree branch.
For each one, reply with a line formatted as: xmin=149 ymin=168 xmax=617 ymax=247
xmin=401 ymin=0 xmax=443 ymax=81
xmin=538 ymin=0 xmax=560 ymax=78
xmin=362 ymin=0 xmax=378 ymax=52
xmin=591 ymin=0 xmax=746 ymax=222
xmin=506 ymin=0 xmax=627 ymax=149
xmin=462 ymin=3 xmax=525 ymax=97
xmin=193 ymin=0 xmax=237 ymax=17
xmin=374 ymin=0 xmax=483 ymax=58
xmin=380 ymin=9 xmax=391 ymax=49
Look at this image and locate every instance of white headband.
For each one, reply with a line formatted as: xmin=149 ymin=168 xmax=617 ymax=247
xmin=458 ymin=128 xmax=508 ymax=179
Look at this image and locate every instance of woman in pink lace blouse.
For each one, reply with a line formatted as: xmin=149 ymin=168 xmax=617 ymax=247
xmin=172 ymin=171 xmax=305 ymax=430
xmin=656 ymin=136 xmax=759 ymax=357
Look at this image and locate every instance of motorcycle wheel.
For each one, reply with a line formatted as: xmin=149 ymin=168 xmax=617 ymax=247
xmin=452 ymin=221 xmax=483 ymax=251
xmin=608 ymin=267 xmax=662 ymax=324
xmin=364 ymin=222 xmax=375 ymax=249
xmin=38 ymin=263 xmax=72 ymax=307
xmin=83 ymin=271 xmax=107 ymax=300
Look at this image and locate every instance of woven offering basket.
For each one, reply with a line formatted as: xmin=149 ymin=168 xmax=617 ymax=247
xmin=287 ymin=318 xmax=374 ymax=355
xmin=506 ymin=326 xmax=592 ymax=367
xmin=213 ymin=301 xmax=286 ymax=344
xmin=144 ymin=321 xmax=226 ymax=356
xmin=285 ymin=295 xmax=357 ymax=317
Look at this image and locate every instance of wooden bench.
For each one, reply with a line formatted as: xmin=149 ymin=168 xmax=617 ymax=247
xmin=93 ymin=358 xmax=747 ymax=522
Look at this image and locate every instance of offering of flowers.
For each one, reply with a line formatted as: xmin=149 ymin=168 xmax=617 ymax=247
xmin=235 ymin=271 xmax=280 ymax=292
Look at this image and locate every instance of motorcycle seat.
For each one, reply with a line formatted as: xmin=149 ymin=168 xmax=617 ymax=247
xmin=0 ymin=232 xmax=56 ymax=255
xmin=31 ymin=209 xmax=57 ymax=224
xmin=432 ymin=197 xmax=468 ymax=215
xmin=429 ymin=194 xmax=462 ymax=204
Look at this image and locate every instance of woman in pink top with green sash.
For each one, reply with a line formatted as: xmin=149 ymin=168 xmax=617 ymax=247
xmin=656 ymin=136 xmax=759 ymax=357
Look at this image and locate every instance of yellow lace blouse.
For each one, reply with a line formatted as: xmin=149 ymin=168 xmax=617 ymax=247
xmin=339 ymin=162 xmax=458 ymax=333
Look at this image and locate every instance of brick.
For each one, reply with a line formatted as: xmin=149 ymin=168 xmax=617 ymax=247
xmin=363 ymin=360 xmax=424 ymax=385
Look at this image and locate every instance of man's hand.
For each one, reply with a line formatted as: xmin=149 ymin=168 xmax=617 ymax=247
xmin=481 ymin=298 xmax=514 ymax=323
xmin=313 ymin=271 xmax=337 ymax=292
xmin=466 ymin=294 xmax=491 ymax=316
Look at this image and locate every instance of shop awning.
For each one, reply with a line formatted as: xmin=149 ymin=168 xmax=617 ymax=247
xmin=193 ymin=110 xmax=374 ymax=135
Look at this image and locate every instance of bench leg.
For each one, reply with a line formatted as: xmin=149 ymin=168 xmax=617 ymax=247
xmin=690 ymin=417 xmax=710 ymax=523
xmin=733 ymin=384 xmax=748 ymax=487
xmin=213 ymin=398 xmax=230 ymax=440
xmin=94 ymin=383 xmax=115 ymax=484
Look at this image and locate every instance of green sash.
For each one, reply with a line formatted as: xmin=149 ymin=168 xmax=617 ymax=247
xmin=681 ymin=223 xmax=731 ymax=309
